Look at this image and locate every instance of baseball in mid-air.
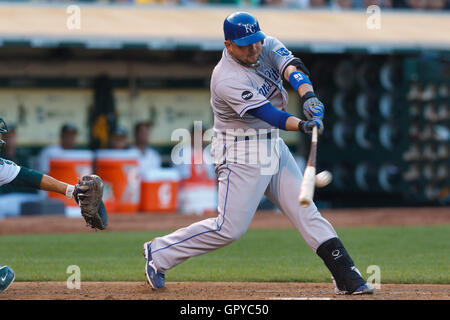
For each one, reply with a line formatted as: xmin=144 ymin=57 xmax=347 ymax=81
xmin=315 ymin=170 xmax=333 ymax=188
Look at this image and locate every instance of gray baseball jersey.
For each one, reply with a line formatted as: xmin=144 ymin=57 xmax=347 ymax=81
xmin=150 ymin=37 xmax=337 ymax=274
xmin=211 ymin=36 xmax=293 ymax=132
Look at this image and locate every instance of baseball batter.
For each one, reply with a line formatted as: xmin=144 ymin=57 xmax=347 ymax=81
xmin=144 ymin=12 xmax=373 ymax=295
xmin=0 ymin=117 xmax=108 ymax=292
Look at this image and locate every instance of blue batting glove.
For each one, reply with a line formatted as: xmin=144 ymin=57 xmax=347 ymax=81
xmin=302 ymin=92 xmax=325 ymax=120
xmin=299 ymin=117 xmax=324 ymax=135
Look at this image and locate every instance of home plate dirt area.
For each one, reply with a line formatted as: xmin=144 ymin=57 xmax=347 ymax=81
xmin=2 ymin=282 xmax=449 ymax=300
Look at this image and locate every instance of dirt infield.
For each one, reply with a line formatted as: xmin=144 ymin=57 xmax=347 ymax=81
xmin=1 ymin=207 xmax=449 ymax=300
xmin=1 ymin=282 xmax=449 ymax=300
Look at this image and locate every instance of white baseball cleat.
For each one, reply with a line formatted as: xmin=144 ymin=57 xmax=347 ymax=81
xmin=332 ymin=267 xmax=374 ymax=295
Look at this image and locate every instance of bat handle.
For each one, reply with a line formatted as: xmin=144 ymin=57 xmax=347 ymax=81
xmin=299 ymin=166 xmax=316 ymax=207
xmin=312 ymin=125 xmax=318 ymax=143
xmin=298 ymin=125 xmax=319 ymax=207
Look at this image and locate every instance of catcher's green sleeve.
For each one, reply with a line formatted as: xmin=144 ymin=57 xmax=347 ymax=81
xmin=9 ymin=167 xmax=43 ymax=189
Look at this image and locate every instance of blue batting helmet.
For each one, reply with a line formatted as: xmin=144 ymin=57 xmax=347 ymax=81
xmin=223 ymin=12 xmax=266 ymax=47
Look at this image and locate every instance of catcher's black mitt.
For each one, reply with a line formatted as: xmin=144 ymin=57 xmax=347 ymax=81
xmin=74 ymin=175 xmax=108 ymax=230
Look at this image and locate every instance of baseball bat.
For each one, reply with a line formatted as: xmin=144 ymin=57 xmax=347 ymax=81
xmin=298 ymin=125 xmax=318 ymax=208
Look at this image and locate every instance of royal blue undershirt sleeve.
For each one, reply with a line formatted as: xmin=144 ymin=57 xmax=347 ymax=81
xmin=247 ymin=102 xmax=292 ymax=130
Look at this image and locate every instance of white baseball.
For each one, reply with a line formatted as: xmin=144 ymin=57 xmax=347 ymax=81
xmin=315 ymin=170 xmax=333 ymax=188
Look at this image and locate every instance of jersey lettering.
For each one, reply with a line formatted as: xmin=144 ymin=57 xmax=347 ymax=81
xmin=258 ymin=79 xmax=274 ymax=97
xmin=263 ymin=68 xmax=280 ymax=82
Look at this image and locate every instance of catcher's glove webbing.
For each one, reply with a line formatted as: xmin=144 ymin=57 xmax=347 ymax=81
xmin=74 ymin=175 xmax=108 ymax=230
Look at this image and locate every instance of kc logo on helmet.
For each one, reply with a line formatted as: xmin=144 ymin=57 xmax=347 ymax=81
xmin=241 ymin=91 xmax=253 ymax=100
xmin=243 ymin=23 xmax=256 ymax=34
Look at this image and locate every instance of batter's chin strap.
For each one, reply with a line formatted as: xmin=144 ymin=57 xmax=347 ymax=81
xmin=282 ymin=58 xmax=311 ymax=78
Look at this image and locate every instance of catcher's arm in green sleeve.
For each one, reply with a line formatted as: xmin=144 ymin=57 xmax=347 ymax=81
xmin=10 ymin=166 xmax=75 ymax=198
xmin=10 ymin=167 xmax=108 ymax=230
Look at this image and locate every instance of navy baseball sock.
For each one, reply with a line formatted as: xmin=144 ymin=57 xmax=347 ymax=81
xmin=316 ymin=237 xmax=366 ymax=293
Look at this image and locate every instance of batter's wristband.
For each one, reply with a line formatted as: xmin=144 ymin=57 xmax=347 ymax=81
xmin=298 ymin=120 xmax=307 ymax=134
xmin=301 ymin=91 xmax=316 ymax=105
xmin=289 ymin=71 xmax=312 ymax=92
